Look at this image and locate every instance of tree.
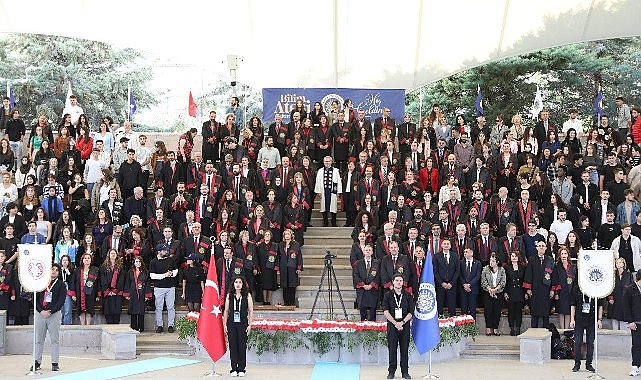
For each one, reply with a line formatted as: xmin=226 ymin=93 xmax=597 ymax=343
xmin=0 ymin=34 xmax=156 ymax=127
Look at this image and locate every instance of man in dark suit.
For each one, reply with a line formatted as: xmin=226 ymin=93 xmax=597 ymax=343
xmin=352 ymin=245 xmax=381 ymax=321
xmin=440 ymin=154 xmax=465 ymax=189
xmin=239 ymin=190 xmax=258 ymax=229
xmin=623 ymin=270 xmax=641 ymax=376
xmin=534 ymin=109 xmax=557 ymax=152
xmin=467 ymin=157 xmax=492 ymax=197
xmin=576 ymin=170 xmax=599 ymax=214
xmin=590 ymin=190 xmax=616 ymax=231
xmin=268 ymin=113 xmax=290 ymax=158
xmin=146 ymin=187 xmax=171 ymax=224
xmin=160 ymin=151 xmax=182 ymax=196
xmin=0 ymin=202 xmax=27 ymax=239
xmin=123 ymin=187 xmax=147 ymax=227
xmin=356 ymin=165 xmax=381 ymax=210
xmin=182 ymin=222 xmax=212 ymax=269
xmin=193 ymin=184 xmax=216 ymax=237
xmin=400 ymin=227 xmax=424 ymax=261
xmin=380 ymin=241 xmax=411 ymax=292
xmin=351 ymin=109 xmax=374 ymax=141
xmin=396 ymin=114 xmax=416 ymax=159
xmin=201 ymin=111 xmax=221 ymax=163
xmin=498 ymin=223 xmax=524 ymax=264
xmin=523 ymin=242 xmax=557 ymax=328
xmin=342 ymin=160 xmax=361 ymax=227
xmin=474 ymin=222 xmax=498 ymax=268
xmin=269 ymin=157 xmax=294 ymax=194
xmin=489 ymin=187 xmax=515 ymax=237
xmin=459 ymin=247 xmax=481 ymax=319
xmin=433 ymin=239 xmax=460 ymax=317
xmin=147 ymin=208 xmax=172 ymax=246
xmin=376 ymin=222 xmax=401 ymax=260
xmin=100 ymin=224 xmax=125 ymax=264
xmin=450 ymin=224 xmax=473 ymax=259
xmin=513 ymin=189 xmax=540 ymax=235
xmin=431 ymin=139 xmax=449 ymax=170
xmin=373 ymin=107 xmax=396 ymax=142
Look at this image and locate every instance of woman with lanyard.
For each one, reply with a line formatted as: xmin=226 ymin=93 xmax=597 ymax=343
xmin=223 ymin=276 xmax=254 ymax=378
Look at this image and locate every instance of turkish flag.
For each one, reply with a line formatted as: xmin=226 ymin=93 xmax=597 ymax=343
xmin=197 ymin=254 xmax=227 ymax=362
xmin=188 ymin=91 xmax=198 ymax=117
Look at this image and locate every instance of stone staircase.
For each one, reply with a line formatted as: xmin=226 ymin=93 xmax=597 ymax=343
xmin=295 ymin=199 xmax=356 ymax=316
xmin=459 ymin=335 xmax=520 ymax=360
xmin=136 ymin=331 xmax=193 ymax=356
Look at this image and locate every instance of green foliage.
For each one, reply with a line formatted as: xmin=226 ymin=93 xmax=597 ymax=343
xmin=0 ymin=33 xmax=156 ymax=126
xmin=175 ymin=317 xmax=197 ymax=341
xmin=409 ymin=38 xmax=641 ymax=128
xmin=434 ymin=322 xmax=478 ymax=351
xmin=305 ymin=332 xmax=344 ymax=356
xmin=346 ymin=330 xmax=387 ymax=354
xmin=247 ymin=329 xmax=308 ymax=356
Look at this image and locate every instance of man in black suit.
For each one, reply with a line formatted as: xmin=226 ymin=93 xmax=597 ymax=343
xmin=350 ymin=109 xmax=374 ymax=141
xmin=147 ymin=208 xmax=172 ymax=247
xmin=269 ymin=157 xmax=294 ymax=194
xmin=623 ymin=270 xmax=641 ymax=376
xmin=459 ymin=247 xmax=481 ymax=319
xmin=193 ymin=183 xmax=216 ymax=237
xmin=202 ymin=111 xmax=221 ymax=163
xmin=182 ymin=222 xmax=212 ymax=269
xmin=474 ymin=222 xmax=498 ymax=268
xmin=450 ymin=224 xmax=473 ymax=259
xmin=373 ymin=107 xmax=396 ymax=141
xmin=533 ymin=109 xmax=557 ymax=151
xmin=396 ymin=113 xmax=416 ymax=159
xmin=590 ymin=190 xmax=616 ymax=231
xmin=0 ymin=202 xmax=27 ymax=239
xmin=433 ymin=239 xmax=460 ymax=317
xmin=146 ymin=186 xmax=171 ymax=224
xmin=401 ymin=227 xmax=424 ymax=261
xmin=226 ymin=163 xmax=250 ymax=203
xmin=380 ymin=241 xmax=411 ymax=292
xmin=353 ymin=245 xmax=381 ymax=321
xmin=498 ymin=223 xmax=524 ymax=264
xmin=100 ymin=224 xmax=125 ymax=264
xmin=123 ymin=187 xmax=147 ymax=227
xmin=160 ymin=151 xmax=182 ymax=196
xmin=576 ymin=170 xmax=599 ymax=214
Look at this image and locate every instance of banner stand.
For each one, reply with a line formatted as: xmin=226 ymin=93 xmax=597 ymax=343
xmin=204 ymin=361 xmax=222 ymax=377
xmin=422 ymin=350 xmax=439 ymax=379
xmin=28 ymin=292 xmax=37 ymax=375
xmin=587 ymin=297 xmax=606 ymax=380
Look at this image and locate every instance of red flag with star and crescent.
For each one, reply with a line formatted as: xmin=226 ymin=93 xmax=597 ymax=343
xmin=188 ymin=91 xmax=198 ymax=117
xmin=197 ymin=255 xmax=227 ymax=361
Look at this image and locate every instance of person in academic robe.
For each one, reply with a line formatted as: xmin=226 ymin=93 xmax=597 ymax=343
xmin=68 ymin=253 xmax=100 ymax=325
xmin=523 ymin=241 xmax=557 ymax=328
xmin=202 ymin=111 xmax=221 ymax=163
xmin=98 ymin=249 xmax=125 ymax=324
xmin=481 ymin=253 xmax=506 ymax=336
xmin=257 ymin=230 xmax=279 ymax=305
xmin=353 ymin=245 xmax=381 ymax=321
xmin=314 ymin=156 xmax=342 ymax=227
xmin=283 ymin=194 xmax=305 ymax=246
xmin=123 ymin=256 xmax=151 ymax=332
xmin=459 ymin=247 xmax=481 ymax=320
xmin=235 ymin=231 xmax=258 ymax=297
xmin=279 ymin=229 xmax=303 ymax=307
xmin=504 ymin=250 xmax=526 ymax=335
xmin=380 ymin=241 xmax=412 ymax=293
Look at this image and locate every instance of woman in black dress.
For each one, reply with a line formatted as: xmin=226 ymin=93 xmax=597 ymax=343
xmin=262 ymin=189 xmax=283 ymax=242
xmin=235 ymin=231 xmax=257 ymax=296
xmin=552 ymin=247 xmax=576 ymax=329
xmin=99 ymin=249 xmax=125 ymax=324
xmin=351 ymin=210 xmax=377 ymax=245
xmin=257 ymin=230 xmax=279 ymax=305
xmin=69 ymin=173 xmax=90 ymax=235
xmin=247 ymin=205 xmax=269 ymax=244
xmin=504 ymin=250 xmax=526 ymax=336
xmin=70 ymin=253 xmax=100 ymax=325
xmin=181 ymin=254 xmax=205 ymax=312
xmin=123 ymin=255 xmax=152 ymax=332
xmin=609 ymin=257 xmax=633 ymax=330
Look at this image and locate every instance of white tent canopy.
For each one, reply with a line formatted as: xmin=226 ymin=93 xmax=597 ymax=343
xmin=1 ymin=0 xmax=640 ymax=90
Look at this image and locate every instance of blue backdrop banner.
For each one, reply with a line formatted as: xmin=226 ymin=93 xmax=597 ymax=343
xmin=262 ymin=88 xmax=406 ymax=123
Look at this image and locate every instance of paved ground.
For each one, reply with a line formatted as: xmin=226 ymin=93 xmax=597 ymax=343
xmin=0 ymin=354 xmax=634 ymax=379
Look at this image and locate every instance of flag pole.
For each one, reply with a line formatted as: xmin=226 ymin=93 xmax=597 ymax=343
xmin=422 ymin=350 xmax=439 ymax=379
xmin=204 ymin=360 xmax=222 ymax=377
xmin=127 ymin=83 xmax=131 ymax=123
xmin=587 ymin=297 xmax=604 ymax=380
xmin=29 ymin=291 xmax=37 ymax=375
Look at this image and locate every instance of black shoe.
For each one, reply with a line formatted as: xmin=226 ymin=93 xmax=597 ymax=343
xmin=516 ymin=328 xmax=521 ymax=335
xmin=168 ymin=326 xmax=174 ymax=333
xmin=586 ymin=364 xmax=595 ymax=373
xmin=156 ymin=326 xmax=163 ymax=333
xmin=572 ymin=364 xmax=580 ymax=372
xmin=402 ymin=374 xmax=412 ymax=379
xmin=52 ymin=363 xmax=59 ymax=372
xmin=386 ymin=374 xmax=394 ymax=379
xmin=29 ymin=361 xmax=41 ymax=371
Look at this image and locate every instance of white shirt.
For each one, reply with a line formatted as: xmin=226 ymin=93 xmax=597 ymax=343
xmin=549 ymin=219 xmax=573 ymax=245
xmin=62 ymin=104 xmax=84 ymax=125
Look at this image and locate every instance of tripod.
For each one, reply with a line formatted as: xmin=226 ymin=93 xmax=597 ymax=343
xmin=309 ymin=250 xmax=348 ymax=319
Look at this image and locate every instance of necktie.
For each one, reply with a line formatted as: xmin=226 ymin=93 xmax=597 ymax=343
xmin=201 ymin=196 xmax=206 ymax=218
xmin=445 ymin=252 xmax=449 ymax=264
xmin=471 ymin=220 xmax=476 ymax=231
xmin=383 ymin=166 xmax=387 ymax=179
xmin=540 ymin=256 xmax=544 ymax=266
xmin=194 ymin=236 xmax=199 ymax=252
xmin=508 ymin=237 xmax=512 ymax=249
xmin=387 ymin=236 xmax=391 ymax=246
xmin=207 ymin=175 xmax=212 ymax=189
xmin=113 ymin=237 xmax=118 ymax=250
xmin=366 ymin=260 xmax=371 ymax=272
xmin=410 ymin=242 xmax=415 ymax=256
xmin=284 ymin=168 xmax=288 ymax=182
xmin=392 ymin=255 xmax=397 ymax=267
xmin=467 ymin=260 xmax=472 ymax=274
xmin=236 ymin=177 xmax=241 ymax=197
xmin=226 ymin=259 xmax=231 ymax=271
xmin=434 ymin=238 xmax=439 ymax=255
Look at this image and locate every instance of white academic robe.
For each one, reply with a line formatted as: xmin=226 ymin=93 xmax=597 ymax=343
xmin=314 ymin=166 xmax=343 ymax=213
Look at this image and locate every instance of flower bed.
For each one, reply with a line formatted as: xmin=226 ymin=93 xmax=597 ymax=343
xmin=177 ymin=312 xmax=477 ymax=356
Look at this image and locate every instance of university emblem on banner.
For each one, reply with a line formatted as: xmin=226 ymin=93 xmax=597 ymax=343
xmin=415 ymin=282 xmax=437 ymax=320
xmin=18 ymin=244 xmax=53 ymax=292
xmin=321 ymin=94 xmax=344 ymax=115
xmin=578 ymin=249 xmax=614 ymax=298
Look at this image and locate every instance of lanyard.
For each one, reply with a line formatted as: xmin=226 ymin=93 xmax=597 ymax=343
xmin=234 ymin=295 xmax=242 ymax=311
xmin=394 ymin=292 xmax=403 ymax=309
xmin=46 ymin=278 xmax=58 ymax=293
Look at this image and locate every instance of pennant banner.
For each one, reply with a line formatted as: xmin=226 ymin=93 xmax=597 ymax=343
xmin=18 ymin=244 xmax=52 ymax=292
xmin=197 ymin=254 xmax=227 ymax=362
xmin=412 ymin=249 xmax=441 ymax=354
xmin=577 ymin=249 xmax=615 ymax=298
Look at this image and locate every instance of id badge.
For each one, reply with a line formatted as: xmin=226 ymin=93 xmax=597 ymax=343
xmin=45 ymin=291 xmax=52 ymax=303
xmin=582 ymin=302 xmax=590 ymax=314
xmin=233 ymin=311 xmax=241 ymax=323
xmin=394 ymin=307 xmax=403 ymax=320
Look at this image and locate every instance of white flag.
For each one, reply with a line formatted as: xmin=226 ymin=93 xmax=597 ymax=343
xmin=64 ymin=82 xmax=73 ymax=110
xmin=577 ymin=249 xmax=615 ymax=298
xmin=18 ymin=244 xmax=53 ymax=292
xmin=530 ymin=85 xmax=543 ymax=120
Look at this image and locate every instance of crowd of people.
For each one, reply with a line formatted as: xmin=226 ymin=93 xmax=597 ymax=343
xmin=3 ymin=93 xmax=641 ymax=376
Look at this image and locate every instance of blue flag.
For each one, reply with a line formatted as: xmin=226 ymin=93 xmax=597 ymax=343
xmin=9 ymin=87 xmax=16 ymax=109
xmin=475 ymin=84 xmax=483 ymax=117
xmin=593 ymin=88 xmax=603 ymax=119
xmin=129 ymin=92 xmax=137 ymax=118
xmin=411 ymin=253 xmax=441 ymax=354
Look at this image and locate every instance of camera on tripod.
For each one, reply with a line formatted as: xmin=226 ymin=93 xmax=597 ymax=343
xmin=324 ymin=249 xmax=337 ymax=266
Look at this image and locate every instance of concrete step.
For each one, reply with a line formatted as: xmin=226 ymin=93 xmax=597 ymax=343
xmin=302 ymin=244 xmax=353 ymax=255
xmin=310 ymin=217 xmax=347 ymax=224
xmin=299 ymin=274 xmax=353 ymax=286
xmin=311 ymin=210 xmax=346 ymax=218
xmin=302 ymin=254 xmax=353 ymax=266
xmin=136 ymin=333 xmax=192 ymax=355
xmin=297 ymin=296 xmax=357 ymax=311
xmin=306 ymin=226 xmax=353 ymax=236
xmin=296 ymin=285 xmax=356 ymax=298
xmin=304 ymin=236 xmax=355 ymax=246
xmin=459 ymin=348 xmax=520 ymax=359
